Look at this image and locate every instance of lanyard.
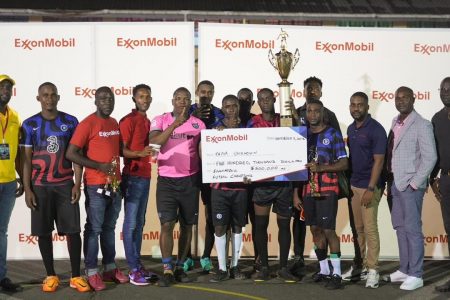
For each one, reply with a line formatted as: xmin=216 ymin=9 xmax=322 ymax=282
xmin=0 ymin=107 xmax=9 ymax=143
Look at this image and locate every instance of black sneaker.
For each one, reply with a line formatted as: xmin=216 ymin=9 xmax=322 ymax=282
xmin=158 ymin=272 xmax=175 ymax=287
xmin=254 ymin=267 xmax=270 ymax=282
xmin=277 ymin=267 xmax=298 ymax=283
xmin=253 ymin=259 xmax=262 ymax=273
xmin=312 ymin=272 xmax=331 ymax=283
xmin=174 ymin=268 xmax=192 ymax=283
xmin=289 ymin=256 xmax=305 ymax=277
xmin=325 ymin=274 xmax=344 ymax=290
xmin=210 ymin=270 xmax=228 ymax=282
xmin=0 ymin=277 xmax=23 ymax=292
xmin=229 ymin=266 xmax=246 ymax=280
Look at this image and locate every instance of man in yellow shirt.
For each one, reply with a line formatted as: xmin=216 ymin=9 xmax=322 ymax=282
xmin=0 ymin=74 xmax=23 ymax=292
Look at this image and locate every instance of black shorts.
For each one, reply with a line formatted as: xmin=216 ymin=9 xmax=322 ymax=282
xmin=303 ymin=193 xmax=338 ymax=230
xmin=252 ymin=182 xmax=293 ymax=218
xmin=211 ymin=188 xmax=247 ymax=227
xmin=31 ymin=181 xmax=81 ymax=236
xmin=156 ymin=174 xmax=200 ymax=225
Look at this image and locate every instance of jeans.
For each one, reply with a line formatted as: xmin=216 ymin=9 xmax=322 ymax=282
xmin=84 ymin=185 xmax=122 ymax=275
xmin=122 ymin=175 xmax=150 ymax=270
xmin=0 ymin=181 xmax=16 ymax=280
xmin=391 ymin=182 xmax=425 ymax=278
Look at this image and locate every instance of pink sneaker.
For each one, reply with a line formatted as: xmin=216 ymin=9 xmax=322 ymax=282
xmin=103 ymin=268 xmax=129 ymax=284
xmin=88 ymin=273 xmax=106 ymax=291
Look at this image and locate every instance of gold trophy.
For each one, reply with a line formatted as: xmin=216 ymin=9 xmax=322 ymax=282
xmin=309 ymin=147 xmax=321 ymax=197
xmin=102 ymin=156 xmax=120 ymax=197
xmin=268 ymin=29 xmax=300 ymax=127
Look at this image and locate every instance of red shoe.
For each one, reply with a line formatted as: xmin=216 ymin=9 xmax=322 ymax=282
xmin=103 ymin=268 xmax=129 ymax=284
xmin=87 ymin=273 xmax=106 ymax=291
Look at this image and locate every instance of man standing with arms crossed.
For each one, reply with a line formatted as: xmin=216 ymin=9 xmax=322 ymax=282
xmin=0 ymin=74 xmax=23 ymax=293
xmin=22 ymin=82 xmax=89 ymax=292
xmin=150 ymin=87 xmax=205 ymax=287
xmin=66 ymin=86 xmax=128 ymax=291
xmin=345 ymin=92 xmax=387 ymax=288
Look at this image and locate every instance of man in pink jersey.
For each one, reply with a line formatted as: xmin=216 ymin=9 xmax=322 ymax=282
xmin=66 ymin=86 xmax=128 ymax=291
xmin=149 ymin=87 xmax=205 ymax=287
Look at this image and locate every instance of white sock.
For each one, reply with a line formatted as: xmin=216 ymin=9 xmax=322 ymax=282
xmin=330 ymin=258 xmax=341 ymax=276
xmin=214 ymin=234 xmax=227 ymax=271
xmin=231 ymin=232 xmax=243 ymax=268
xmin=319 ymin=259 xmax=330 ymax=275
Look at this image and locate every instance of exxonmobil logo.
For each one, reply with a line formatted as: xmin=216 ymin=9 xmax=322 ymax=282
xmin=116 ymin=37 xmax=177 ymax=49
xmin=256 ymin=88 xmax=304 ymax=99
xmin=414 ymin=43 xmax=450 ymax=55
xmin=75 ymin=86 xmax=133 ymax=99
xmin=14 ymin=38 xmax=76 ymax=50
xmin=316 ymin=41 xmax=374 ymax=53
xmin=215 ymin=39 xmax=275 ymax=51
xmin=18 ymin=233 xmax=67 ymax=245
xmin=205 ymin=134 xmax=248 ymax=143
xmin=372 ymin=90 xmax=431 ymax=102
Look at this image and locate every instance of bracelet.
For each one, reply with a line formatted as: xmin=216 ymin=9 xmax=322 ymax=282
xmin=367 ymin=186 xmax=375 ymax=192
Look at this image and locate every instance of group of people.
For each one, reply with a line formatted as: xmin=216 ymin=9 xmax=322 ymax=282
xmin=0 ymin=73 xmax=449 ymax=293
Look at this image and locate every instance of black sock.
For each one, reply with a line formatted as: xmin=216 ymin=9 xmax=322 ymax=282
xmin=38 ymin=235 xmax=55 ymax=276
xmin=254 ymin=215 xmax=270 ymax=267
xmin=277 ymin=218 xmax=291 ymax=268
xmin=67 ymin=233 xmax=82 ymax=277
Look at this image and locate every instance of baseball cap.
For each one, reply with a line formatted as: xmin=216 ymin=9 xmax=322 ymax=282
xmin=0 ymin=74 xmax=15 ymax=86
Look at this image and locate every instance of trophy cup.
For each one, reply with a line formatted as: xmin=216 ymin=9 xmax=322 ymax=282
xmin=268 ymin=29 xmax=300 ymax=127
xmin=98 ymin=156 xmax=120 ymax=197
xmin=309 ymin=147 xmax=321 ymax=197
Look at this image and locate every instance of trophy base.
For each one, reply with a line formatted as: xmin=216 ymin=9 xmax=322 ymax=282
xmin=280 ymin=116 xmax=293 ymax=127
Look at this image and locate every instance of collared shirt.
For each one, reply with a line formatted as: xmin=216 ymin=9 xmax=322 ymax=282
xmin=0 ymin=105 xmax=20 ymax=183
xmin=347 ymin=114 xmax=387 ymax=188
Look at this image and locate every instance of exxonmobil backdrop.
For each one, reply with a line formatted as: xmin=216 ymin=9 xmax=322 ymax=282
xmin=0 ymin=22 xmax=194 ymax=259
xmin=199 ymin=23 xmax=449 ymax=258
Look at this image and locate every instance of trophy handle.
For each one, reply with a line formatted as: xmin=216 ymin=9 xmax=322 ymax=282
xmin=292 ymin=48 xmax=300 ymax=70
xmin=268 ymin=49 xmax=278 ymax=71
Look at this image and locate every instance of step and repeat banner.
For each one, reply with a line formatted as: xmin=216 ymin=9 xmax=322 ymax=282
xmin=198 ymin=23 xmax=449 ymax=258
xmin=1 ymin=22 xmax=449 ymax=259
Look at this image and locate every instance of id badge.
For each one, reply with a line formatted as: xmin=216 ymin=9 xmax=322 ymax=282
xmin=0 ymin=143 xmax=10 ymax=160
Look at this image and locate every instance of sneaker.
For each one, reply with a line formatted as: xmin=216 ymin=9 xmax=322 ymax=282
xmin=129 ymin=270 xmax=150 ymax=286
xmin=342 ymin=265 xmax=367 ymax=281
xmin=42 ymin=275 xmax=59 ymax=292
xmin=200 ymin=257 xmax=212 ymax=273
xmin=183 ymin=258 xmax=194 ymax=272
xmin=158 ymin=270 xmax=175 ymax=287
xmin=382 ymin=270 xmax=408 ymax=283
xmin=326 ymin=274 xmax=343 ymax=290
xmin=139 ymin=266 xmax=159 ymax=283
xmin=400 ymin=276 xmax=423 ymax=291
xmin=254 ymin=258 xmax=262 ymax=273
xmin=210 ymin=269 xmax=229 ymax=282
xmin=365 ymin=269 xmax=379 ymax=289
xmin=254 ymin=267 xmax=270 ymax=282
xmin=289 ymin=256 xmax=305 ymax=277
xmin=229 ymin=266 xmax=246 ymax=280
xmin=435 ymin=280 xmax=450 ymax=292
xmin=103 ymin=268 xmax=129 ymax=284
xmin=70 ymin=276 xmax=91 ymax=292
xmin=277 ymin=267 xmax=298 ymax=283
xmin=174 ymin=268 xmax=192 ymax=283
xmin=0 ymin=277 xmax=23 ymax=292
xmin=88 ymin=273 xmax=106 ymax=291
xmin=312 ymin=272 xmax=331 ymax=283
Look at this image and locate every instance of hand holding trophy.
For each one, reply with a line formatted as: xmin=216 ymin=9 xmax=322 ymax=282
xmin=98 ymin=156 xmax=120 ymax=197
xmin=308 ymin=147 xmax=321 ymax=197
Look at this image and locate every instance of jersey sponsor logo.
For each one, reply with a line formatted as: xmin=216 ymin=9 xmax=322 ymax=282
xmin=15 ymin=38 xmax=76 ymax=50
xmin=215 ymin=39 xmax=275 ymax=51
xmin=171 ymin=132 xmax=195 ymax=140
xmin=372 ymin=90 xmax=431 ymax=102
xmin=98 ymin=130 xmax=120 ymax=138
xmin=414 ymin=43 xmax=450 ymax=55
xmin=46 ymin=136 xmax=59 ymax=153
xmin=315 ymin=41 xmax=374 ymax=53
xmin=116 ymin=37 xmax=177 ymax=49
xmin=205 ymin=134 xmax=248 ymax=144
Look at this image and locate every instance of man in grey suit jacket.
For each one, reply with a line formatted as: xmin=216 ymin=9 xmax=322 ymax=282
xmin=383 ymin=86 xmax=437 ymax=291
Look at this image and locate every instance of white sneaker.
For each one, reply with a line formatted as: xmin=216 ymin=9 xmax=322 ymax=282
xmin=382 ymin=270 xmax=408 ymax=283
xmin=365 ymin=269 xmax=379 ymax=289
xmin=400 ymin=276 xmax=423 ymax=291
xmin=342 ymin=266 xmax=367 ymax=281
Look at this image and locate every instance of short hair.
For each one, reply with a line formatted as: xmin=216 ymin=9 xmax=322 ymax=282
xmin=396 ymin=86 xmax=414 ymax=97
xmin=38 ymin=82 xmax=57 ymax=92
xmin=257 ymin=88 xmax=274 ymax=99
xmin=197 ymin=80 xmax=214 ymax=90
xmin=222 ymin=94 xmax=239 ymax=105
xmin=306 ymin=99 xmax=324 ymax=108
xmin=350 ymin=91 xmax=369 ymax=104
xmin=133 ymin=84 xmax=151 ymax=97
xmin=173 ymin=87 xmax=191 ymax=99
xmin=303 ymin=76 xmax=323 ymax=88
xmin=95 ymin=86 xmax=113 ymax=99
xmin=441 ymin=77 xmax=450 ymax=86
xmin=237 ymin=88 xmax=253 ymax=99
